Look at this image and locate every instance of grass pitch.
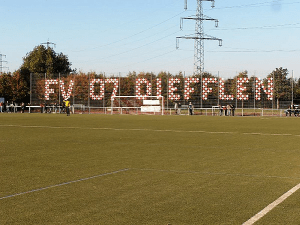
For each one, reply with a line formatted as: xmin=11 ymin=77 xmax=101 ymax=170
xmin=1 ymin=114 xmax=300 ymax=224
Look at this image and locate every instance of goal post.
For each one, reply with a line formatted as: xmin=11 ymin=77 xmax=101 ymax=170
xmin=111 ymin=96 xmax=164 ymax=115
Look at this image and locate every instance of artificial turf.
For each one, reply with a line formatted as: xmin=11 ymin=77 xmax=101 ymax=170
xmin=1 ymin=114 xmax=300 ymax=224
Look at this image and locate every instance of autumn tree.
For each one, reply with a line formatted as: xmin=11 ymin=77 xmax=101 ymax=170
xmin=0 ymin=72 xmax=28 ymax=102
xmin=195 ymin=72 xmax=217 ymax=102
xmin=121 ymin=71 xmax=136 ymax=96
xmin=268 ymin=67 xmax=291 ymax=107
xmin=0 ymin=73 xmax=13 ymax=101
xmin=10 ymin=71 xmax=28 ymax=102
xmin=73 ymin=73 xmax=89 ymax=103
xmin=157 ymin=71 xmax=172 ymax=101
xmin=294 ymin=79 xmax=300 ymax=102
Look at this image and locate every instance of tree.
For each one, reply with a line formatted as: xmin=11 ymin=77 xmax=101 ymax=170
xmin=0 ymin=72 xmax=28 ymax=103
xmin=294 ymin=78 xmax=300 ymax=101
xmin=0 ymin=73 xmax=13 ymax=101
xmin=268 ymin=67 xmax=291 ymax=108
xmin=18 ymin=45 xmax=73 ymax=103
xmin=73 ymin=73 xmax=89 ymax=103
xmin=10 ymin=71 xmax=28 ymax=102
xmin=20 ymin=45 xmax=72 ymax=75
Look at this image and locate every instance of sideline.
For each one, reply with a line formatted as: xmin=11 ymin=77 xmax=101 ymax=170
xmin=243 ymin=182 xmax=300 ymax=224
xmin=0 ymin=124 xmax=299 ymax=137
xmin=0 ymin=168 xmax=129 ymax=200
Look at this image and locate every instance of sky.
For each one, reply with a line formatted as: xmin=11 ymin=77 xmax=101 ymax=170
xmin=1 ymin=0 xmax=300 ymax=78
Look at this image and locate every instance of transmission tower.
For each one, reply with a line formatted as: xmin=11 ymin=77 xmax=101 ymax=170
xmin=0 ymin=54 xmax=8 ymax=73
xmin=41 ymin=40 xmax=56 ymax=49
xmin=177 ymin=0 xmax=222 ymax=74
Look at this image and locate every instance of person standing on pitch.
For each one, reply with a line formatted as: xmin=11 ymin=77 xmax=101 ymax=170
xmin=188 ymin=102 xmax=194 ymax=115
xmin=64 ymin=99 xmax=71 ymax=116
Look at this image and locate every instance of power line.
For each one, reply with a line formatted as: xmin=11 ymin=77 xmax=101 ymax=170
xmin=114 ymin=49 xmax=178 ymax=71
xmin=121 ymin=25 xmax=178 ymax=47
xmin=205 ymin=1 xmax=300 ymax=11
xmin=208 ymin=49 xmax=300 ymax=53
xmin=80 ymin=30 xmax=181 ymax=64
xmin=208 ymin=45 xmax=300 ymax=53
xmin=114 ymin=43 xmax=175 ymax=64
xmin=209 ymin=22 xmax=300 ymax=31
xmin=69 ymin=11 xmax=186 ymax=53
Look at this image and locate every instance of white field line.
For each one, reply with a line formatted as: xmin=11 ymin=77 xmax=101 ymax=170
xmin=2 ymin=164 xmax=300 ymax=224
xmin=132 ymin=168 xmax=300 ymax=180
xmin=0 ymin=124 xmax=299 ymax=137
xmin=134 ymin=168 xmax=300 ymax=224
xmin=0 ymin=168 xmax=129 ymax=200
xmin=242 ymin=132 xmax=293 ymax=136
xmin=243 ymin=182 xmax=300 ymax=225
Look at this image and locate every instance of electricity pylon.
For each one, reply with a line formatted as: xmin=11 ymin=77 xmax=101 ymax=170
xmin=0 ymin=54 xmax=8 ymax=73
xmin=41 ymin=40 xmax=56 ymax=49
xmin=177 ymin=0 xmax=222 ymax=74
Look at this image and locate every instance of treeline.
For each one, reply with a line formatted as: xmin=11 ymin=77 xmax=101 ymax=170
xmin=1 ymin=67 xmax=299 ymax=105
xmin=1 ymin=44 xmax=298 ymax=106
xmin=0 ymin=71 xmax=28 ymax=103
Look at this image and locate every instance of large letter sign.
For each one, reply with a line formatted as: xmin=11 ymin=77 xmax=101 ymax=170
xmin=60 ymin=80 xmax=74 ymax=100
xmin=219 ymin=78 xmax=234 ymax=100
xmin=45 ymin=79 xmax=74 ymax=100
xmin=168 ymin=78 xmax=181 ymax=100
xmin=156 ymin=78 xmax=162 ymax=97
xmin=202 ymin=77 xmax=218 ymax=100
xmin=136 ymin=78 xmax=152 ymax=99
xmin=90 ymin=79 xmax=104 ymax=100
xmin=44 ymin=75 xmax=275 ymax=102
xmin=45 ymin=79 xmax=58 ymax=100
xmin=105 ymin=78 xmax=119 ymax=100
xmin=255 ymin=77 xmax=273 ymax=100
xmin=184 ymin=77 xmax=199 ymax=100
xmin=237 ymin=77 xmax=249 ymax=100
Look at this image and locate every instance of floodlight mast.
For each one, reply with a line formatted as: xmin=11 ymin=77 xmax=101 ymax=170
xmin=177 ymin=0 xmax=222 ymax=75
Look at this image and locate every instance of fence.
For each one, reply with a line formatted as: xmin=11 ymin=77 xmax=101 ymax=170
xmin=3 ymin=105 xmax=293 ymax=118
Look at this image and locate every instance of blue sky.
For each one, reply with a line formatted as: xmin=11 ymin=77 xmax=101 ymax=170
xmin=1 ymin=0 xmax=300 ymax=78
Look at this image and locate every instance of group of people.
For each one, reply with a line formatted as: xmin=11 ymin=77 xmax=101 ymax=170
xmin=174 ymin=102 xmax=235 ymax=116
xmin=0 ymin=99 xmax=70 ymax=116
xmin=174 ymin=102 xmax=195 ymax=115
xmin=40 ymin=99 xmax=71 ymax=116
xmin=0 ymin=101 xmax=26 ymax=113
xmin=40 ymin=102 xmax=62 ymax=114
xmin=286 ymin=104 xmax=299 ymax=117
xmin=218 ymin=104 xmax=235 ymax=116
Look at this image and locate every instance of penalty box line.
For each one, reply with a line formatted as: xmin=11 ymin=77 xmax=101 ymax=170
xmin=133 ymin=168 xmax=300 ymax=224
xmin=0 ymin=168 xmax=130 ymax=200
xmin=243 ymin=182 xmax=300 ymax=225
